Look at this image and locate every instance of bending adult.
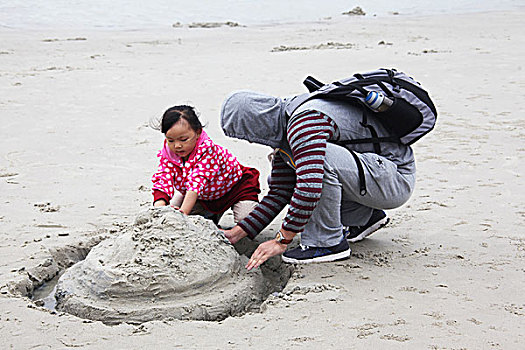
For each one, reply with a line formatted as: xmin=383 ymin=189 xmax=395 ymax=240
xmin=220 ymin=91 xmax=416 ymax=270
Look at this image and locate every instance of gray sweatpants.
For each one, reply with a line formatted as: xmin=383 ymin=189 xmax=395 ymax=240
xmin=300 ymin=142 xmax=416 ymax=247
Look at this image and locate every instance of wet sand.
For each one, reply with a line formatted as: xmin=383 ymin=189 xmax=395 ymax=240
xmin=54 ymin=208 xmax=273 ymax=324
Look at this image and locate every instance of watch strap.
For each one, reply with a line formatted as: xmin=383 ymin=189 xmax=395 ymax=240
xmin=275 ymin=230 xmax=293 ymax=244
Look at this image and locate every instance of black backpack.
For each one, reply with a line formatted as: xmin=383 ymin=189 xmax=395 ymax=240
xmin=284 ymin=68 xmax=437 ymax=195
xmin=285 ymin=68 xmax=437 ymax=147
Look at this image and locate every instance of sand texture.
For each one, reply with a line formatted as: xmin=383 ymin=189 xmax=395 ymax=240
xmin=0 ymin=9 xmax=524 ymax=349
xmin=54 ymin=208 xmax=268 ymax=324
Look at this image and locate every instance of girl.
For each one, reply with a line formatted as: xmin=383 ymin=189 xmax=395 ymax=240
xmin=151 ymin=105 xmax=260 ymax=225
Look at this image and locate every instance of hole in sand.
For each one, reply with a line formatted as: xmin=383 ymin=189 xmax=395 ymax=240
xmin=11 ymin=208 xmax=293 ymax=325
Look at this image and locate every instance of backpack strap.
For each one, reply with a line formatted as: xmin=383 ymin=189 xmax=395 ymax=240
xmin=359 ymin=110 xmax=381 ymax=154
xmin=338 ymin=108 xmax=401 ymax=148
xmin=303 ymin=76 xmax=324 ymax=93
xmin=333 ymin=80 xmax=369 ymax=96
xmin=349 ymin=149 xmax=367 ymax=196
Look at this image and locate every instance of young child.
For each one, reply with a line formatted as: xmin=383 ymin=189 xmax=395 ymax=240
xmin=151 ymin=105 xmax=260 ymax=224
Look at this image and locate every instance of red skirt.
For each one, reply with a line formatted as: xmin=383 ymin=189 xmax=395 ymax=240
xmin=199 ymin=165 xmax=260 ymax=214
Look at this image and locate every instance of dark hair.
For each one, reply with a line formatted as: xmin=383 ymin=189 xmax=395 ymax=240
xmin=161 ymin=105 xmax=203 ymax=134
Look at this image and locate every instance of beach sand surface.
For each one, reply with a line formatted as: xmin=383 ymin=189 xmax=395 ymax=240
xmin=0 ymin=10 xmax=524 ymax=349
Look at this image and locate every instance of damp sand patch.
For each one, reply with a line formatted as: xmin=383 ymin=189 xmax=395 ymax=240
xmin=3 ymin=207 xmax=292 ymax=324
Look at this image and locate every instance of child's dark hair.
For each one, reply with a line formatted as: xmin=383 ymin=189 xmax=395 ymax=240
xmin=161 ymin=105 xmax=203 ymax=134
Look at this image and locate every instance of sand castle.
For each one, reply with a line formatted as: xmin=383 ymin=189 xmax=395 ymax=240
xmin=54 ymin=207 xmax=268 ymax=324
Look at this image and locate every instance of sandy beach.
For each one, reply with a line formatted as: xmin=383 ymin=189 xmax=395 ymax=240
xmin=1 ymin=9 xmax=524 ymax=349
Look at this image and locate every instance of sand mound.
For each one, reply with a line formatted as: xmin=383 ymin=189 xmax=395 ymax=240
xmin=54 ymin=207 xmax=268 ymax=324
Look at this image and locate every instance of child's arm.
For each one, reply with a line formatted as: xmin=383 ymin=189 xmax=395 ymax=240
xmin=179 ymin=190 xmax=198 ymax=215
xmin=152 ymin=151 xmax=176 ymax=206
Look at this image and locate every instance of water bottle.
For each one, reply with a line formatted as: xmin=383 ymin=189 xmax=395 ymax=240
xmin=365 ymin=91 xmax=393 ymax=112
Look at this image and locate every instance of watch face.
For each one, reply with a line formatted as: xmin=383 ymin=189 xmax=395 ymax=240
xmin=275 ymin=231 xmax=291 ymax=244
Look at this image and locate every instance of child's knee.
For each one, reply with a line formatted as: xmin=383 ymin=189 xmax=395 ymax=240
xmin=170 ymin=192 xmax=184 ymax=207
xmin=232 ymin=200 xmax=258 ymax=223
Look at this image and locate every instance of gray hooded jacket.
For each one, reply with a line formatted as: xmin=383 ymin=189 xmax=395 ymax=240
xmin=221 ymin=90 xmax=289 ymax=149
xmin=221 ymin=90 xmax=415 ymax=173
xmin=220 ymin=90 xmax=415 ymax=238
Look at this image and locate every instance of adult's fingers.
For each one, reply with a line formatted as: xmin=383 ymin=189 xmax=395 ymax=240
xmin=245 ymin=240 xmax=286 ymax=270
xmin=246 ymin=246 xmax=268 ymax=270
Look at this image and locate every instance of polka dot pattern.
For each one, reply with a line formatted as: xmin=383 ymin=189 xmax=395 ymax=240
xmin=151 ymin=133 xmax=243 ymax=201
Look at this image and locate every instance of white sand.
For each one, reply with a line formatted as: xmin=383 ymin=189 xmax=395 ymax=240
xmin=1 ymin=10 xmax=524 ymax=349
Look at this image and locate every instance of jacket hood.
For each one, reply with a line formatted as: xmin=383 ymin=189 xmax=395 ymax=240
xmin=220 ymin=91 xmax=288 ymax=149
xmin=160 ymin=129 xmax=211 ymax=165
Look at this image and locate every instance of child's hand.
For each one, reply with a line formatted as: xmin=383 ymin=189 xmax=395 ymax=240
xmin=170 ymin=205 xmax=187 ymax=215
xmin=179 ymin=190 xmax=197 ymax=216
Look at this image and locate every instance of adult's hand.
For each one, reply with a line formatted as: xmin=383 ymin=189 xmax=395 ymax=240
xmin=245 ymin=240 xmax=287 ymax=270
xmin=221 ymin=225 xmax=248 ymax=245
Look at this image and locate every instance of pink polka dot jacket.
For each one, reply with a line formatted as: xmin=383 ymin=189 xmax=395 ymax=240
xmin=151 ymin=130 xmax=243 ymax=201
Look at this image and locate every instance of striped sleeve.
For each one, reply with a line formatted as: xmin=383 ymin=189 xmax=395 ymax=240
xmin=237 ymin=155 xmax=296 ymax=239
xmin=282 ymin=110 xmax=336 ymax=233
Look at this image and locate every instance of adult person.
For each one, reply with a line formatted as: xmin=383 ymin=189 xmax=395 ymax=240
xmin=220 ymin=91 xmax=415 ymax=270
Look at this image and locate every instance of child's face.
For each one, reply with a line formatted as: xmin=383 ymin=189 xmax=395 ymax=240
xmin=165 ymin=119 xmax=201 ymax=160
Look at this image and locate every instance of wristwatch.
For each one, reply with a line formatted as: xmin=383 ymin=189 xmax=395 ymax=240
xmin=275 ymin=230 xmax=293 ymax=244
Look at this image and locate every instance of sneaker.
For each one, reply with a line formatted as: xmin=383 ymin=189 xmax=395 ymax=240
xmin=282 ymin=239 xmax=351 ymax=264
xmin=344 ymin=209 xmax=389 ymax=243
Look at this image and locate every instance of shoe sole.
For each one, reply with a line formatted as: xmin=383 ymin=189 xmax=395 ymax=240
xmin=281 ymin=248 xmax=351 ymax=264
xmin=347 ymin=217 xmax=390 ymax=243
